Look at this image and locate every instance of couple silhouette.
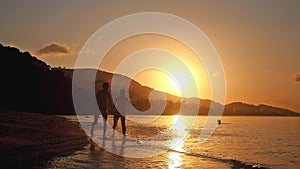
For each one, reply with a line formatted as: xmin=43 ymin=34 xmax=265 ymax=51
xmin=90 ymin=82 xmax=129 ymax=138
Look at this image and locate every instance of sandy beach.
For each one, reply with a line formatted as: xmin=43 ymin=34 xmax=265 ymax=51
xmin=0 ymin=111 xmax=89 ymax=168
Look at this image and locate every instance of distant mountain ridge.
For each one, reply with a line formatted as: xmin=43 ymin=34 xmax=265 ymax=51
xmin=224 ymin=102 xmax=300 ymax=116
xmin=0 ymin=43 xmax=299 ymax=116
xmin=58 ymin=68 xmax=300 ymax=116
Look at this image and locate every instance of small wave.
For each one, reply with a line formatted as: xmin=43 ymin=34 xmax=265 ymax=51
xmin=169 ymin=149 xmax=269 ymax=169
xmin=89 ymin=135 xmax=269 ymax=168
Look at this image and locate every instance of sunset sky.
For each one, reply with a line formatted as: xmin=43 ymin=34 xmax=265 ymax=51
xmin=1 ymin=0 xmax=299 ymax=112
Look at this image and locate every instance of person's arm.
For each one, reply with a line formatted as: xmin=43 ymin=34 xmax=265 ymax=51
xmin=126 ymin=97 xmax=130 ymax=105
xmin=95 ymin=91 xmax=100 ymax=107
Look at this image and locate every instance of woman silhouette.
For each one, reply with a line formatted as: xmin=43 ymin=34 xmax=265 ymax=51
xmin=112 ymin=89 xmax=129 ymax=136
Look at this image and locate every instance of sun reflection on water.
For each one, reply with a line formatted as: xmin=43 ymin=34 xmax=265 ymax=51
xmin=172 ymin=115 xmax=188 ymax=137
xmin=168 ymin=115 xmax=192 ymax=169
xmin=168 ymin=151 xmax=183 ymax=169
xmin=168 ymin=137 xmax=184 ymax=168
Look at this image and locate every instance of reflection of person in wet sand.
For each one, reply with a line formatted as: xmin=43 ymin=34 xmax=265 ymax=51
xmin=112 ymin=89 xmax=129 ymax=137
xmin=91 ymin=82 xmax=113 ymax=138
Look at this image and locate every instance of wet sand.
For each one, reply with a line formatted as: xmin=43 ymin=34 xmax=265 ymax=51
xmin=0 ymin=111 xmax=89 ymax=168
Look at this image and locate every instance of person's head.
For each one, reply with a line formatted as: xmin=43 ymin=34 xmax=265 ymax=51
xmin=120 ymin=89 xmax=125 ymax=96
xmin=102 ymin=82 xmax=109 ymax=91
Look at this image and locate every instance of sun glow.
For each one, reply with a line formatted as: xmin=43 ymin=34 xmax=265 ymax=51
xmin=134 ymin=69 xmax=182 ymax=97
xmin=101 ymin=34 xmax=212 ymax=100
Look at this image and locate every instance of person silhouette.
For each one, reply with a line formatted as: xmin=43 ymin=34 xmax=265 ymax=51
xmin=91 ymin=82 xmax=113 ymax=138
xmin=112 ymin=89 xmax=129 ymax=137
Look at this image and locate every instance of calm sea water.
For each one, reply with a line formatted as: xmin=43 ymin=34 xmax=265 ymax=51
xmin=47 ymin=116 xmax=300 ymax=169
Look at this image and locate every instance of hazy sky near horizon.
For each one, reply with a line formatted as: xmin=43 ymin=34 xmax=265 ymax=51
xmin=1 ymin=0 xmax=299 ymax=112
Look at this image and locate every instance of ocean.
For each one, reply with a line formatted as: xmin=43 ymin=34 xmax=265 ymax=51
xmin=46 ymin=116 xmax=300 ymax=169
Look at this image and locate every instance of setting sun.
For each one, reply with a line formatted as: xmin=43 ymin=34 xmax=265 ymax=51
xmin=134 ymin=69 xmax=182 ymax=97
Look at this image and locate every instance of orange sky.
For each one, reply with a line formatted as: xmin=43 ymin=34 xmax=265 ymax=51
xmin=98 ymin=34 xmax=212 ymax=100
xmin=1 ymin=1 xmax=299 ymax=112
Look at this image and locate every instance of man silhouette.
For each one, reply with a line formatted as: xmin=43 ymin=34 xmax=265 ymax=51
xmin=112 ymin=89 xmax=129 ymax=137
xmin=91 ymin=82 xmax=113 ymax=138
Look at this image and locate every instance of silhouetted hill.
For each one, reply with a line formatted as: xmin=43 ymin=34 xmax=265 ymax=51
xmin=58 ymin=68 xmax=182 ymax=115
xmin=58 ymin=68 xmax=225 ymax=115
xmin=224 ymin=102 xmax=300 ymax=116
xmin=58 ymin=68 xmax=300 ymax=116
xmin=0 ymin=43 xmax=299 ymax=116
xmin=0 ymin=44 xmax=74 ymax=114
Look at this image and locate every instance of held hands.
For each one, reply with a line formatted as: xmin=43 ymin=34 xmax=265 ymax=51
xmin=111 ymin=106 xmax=116 ymax=115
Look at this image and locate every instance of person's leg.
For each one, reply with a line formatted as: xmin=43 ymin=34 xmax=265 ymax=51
xmin=112 ymin=115 xmax=119 ymax=137
xmin=91 ymin=114 xmax=99 ymax=136
xmin=121 ymin=116 xmax=126 ymax=136
xmin=113 ymin=115 xmax=119 ymax=130
xmin=100 ymin=108 xmax=108 ymax=138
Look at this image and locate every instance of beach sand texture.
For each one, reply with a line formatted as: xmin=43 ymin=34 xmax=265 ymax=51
xmin=0 ymin=111 xmax=89 ymax=168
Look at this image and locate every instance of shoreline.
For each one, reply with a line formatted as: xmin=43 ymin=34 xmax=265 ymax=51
xmin=0 ymin=111 xmax=89 ymax=168
xmin=0 ymin=111 xmax=272 ymax=169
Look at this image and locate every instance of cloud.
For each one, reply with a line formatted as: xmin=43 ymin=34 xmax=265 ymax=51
xmin=34 ymin=42 xmax=71 ymax=56
xmin=80 ymin=47 xmax=95 ymax=56
xmin=296 ymin=73 xmax=300 ymax=82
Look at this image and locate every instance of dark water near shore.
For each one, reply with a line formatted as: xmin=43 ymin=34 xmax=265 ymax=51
xmin=47 ymin=116 xmax=300 ymax=169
